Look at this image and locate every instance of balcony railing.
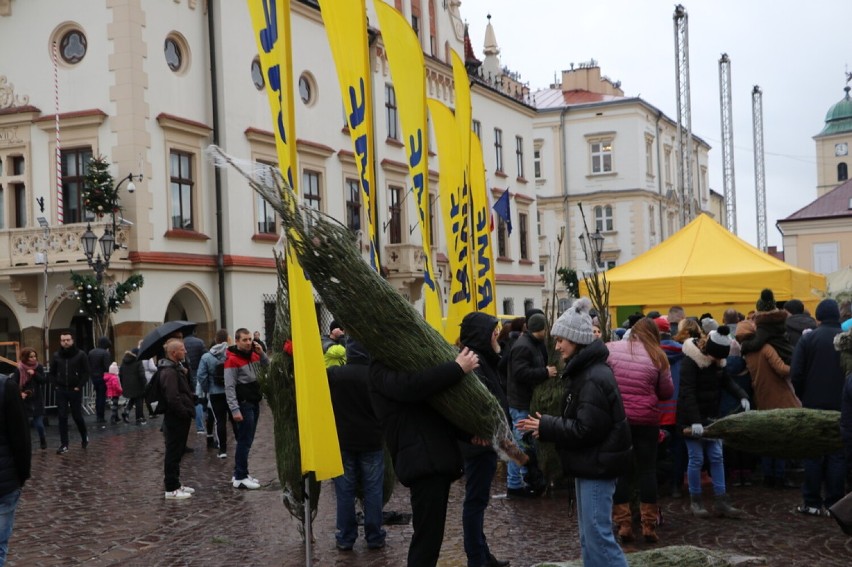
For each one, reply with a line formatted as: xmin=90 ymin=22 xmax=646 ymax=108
xmin=1 ymin=220 xmax=131 ymax=270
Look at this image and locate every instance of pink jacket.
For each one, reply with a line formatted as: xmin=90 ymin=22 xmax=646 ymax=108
xmin=104 ymin=372 xmax=123 ymax=398
xmin=606 ymin=340 xmax=674 ymax=426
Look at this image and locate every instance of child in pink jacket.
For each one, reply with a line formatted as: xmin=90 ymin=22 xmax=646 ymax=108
xmin=104 ymin=362 xmax=123 ymax=424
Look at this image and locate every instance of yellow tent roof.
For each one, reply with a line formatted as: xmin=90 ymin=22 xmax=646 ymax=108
xmin=587 ymin=214 xmax=826 ymax=307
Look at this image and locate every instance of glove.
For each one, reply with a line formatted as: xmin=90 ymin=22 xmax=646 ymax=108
xmin=691 ymin=423 xmax=704 ymax=438
xmin=740 ymin=398 xmax=750 ymax=412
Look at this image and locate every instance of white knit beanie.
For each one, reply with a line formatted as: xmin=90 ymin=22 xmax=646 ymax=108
xmin=551 ymin=298 xmax=595 ymax=345
xmin=108 ymin=362 xmax=119 ymax=375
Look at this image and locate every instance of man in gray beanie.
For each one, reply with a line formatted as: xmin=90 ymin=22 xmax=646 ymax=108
xmin=791 ymin=298 xmax=845 ymax=517
xmin=517 ymin=297 xmax=630 ymax=566
xmin=505 ymin=311 xmax=556 ymax=498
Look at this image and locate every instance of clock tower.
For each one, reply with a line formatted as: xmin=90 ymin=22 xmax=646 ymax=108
xmin=814 ymin=83 xmax=852 ymax=197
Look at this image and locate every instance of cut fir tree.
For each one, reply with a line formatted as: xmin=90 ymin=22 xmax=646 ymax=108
xmin=210 ymin=147 xmax=526 ymax=465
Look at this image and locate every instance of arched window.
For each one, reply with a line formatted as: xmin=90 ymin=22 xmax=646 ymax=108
xmin=838 ymin=162 xmax=848 ymax=182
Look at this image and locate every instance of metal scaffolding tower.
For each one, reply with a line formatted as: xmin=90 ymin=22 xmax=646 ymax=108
xmin=718 ymin=54 xmax=737 ymax=234
xmin=673 ymin=4 xmax=694 ymax=227
xmin=752 ymin=85 xmax=768 ymax=251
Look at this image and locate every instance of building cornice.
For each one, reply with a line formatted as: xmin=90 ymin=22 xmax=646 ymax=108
xmin=34 ymin=109 xmax=108 ymax=131
xmin=156 ymin=113 xmax=212 ymax=137
xmin=296 ymin=138 xmax=335 ymax=159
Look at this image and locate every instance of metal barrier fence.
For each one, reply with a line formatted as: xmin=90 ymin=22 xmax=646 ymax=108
xmin=41 ymin=379 xmax=95 ymax=415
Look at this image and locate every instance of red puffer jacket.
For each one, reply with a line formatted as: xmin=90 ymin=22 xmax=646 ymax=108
xmin=606 ymin=340 xmax=674 ymax=426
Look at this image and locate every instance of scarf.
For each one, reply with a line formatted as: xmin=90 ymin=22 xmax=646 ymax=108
xmin=18 ymin=357 xmax=39 ymax=390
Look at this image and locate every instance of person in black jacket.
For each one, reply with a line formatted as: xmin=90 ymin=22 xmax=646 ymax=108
xmin=517 ymin=298 xmax=630 ymax=567
xmin=458 ymin=312 xmax=510 ymax=567
xmin=160 ymin=339 xmax=197 ymax=500
xmin=88 ymin=336 xmax=112 ymax=428
xmin=49 ymin=331 xmax=90 ymax=454
xmin=505 ymin=313 xmax=556 ymax=497
xmin=369 ymin=347 xmax=479 ymax=567
xmin=791 ymin=299 xmax=846 ymax=516
xmin=119 ymin=348 xmax=148 ymax=425
xmin=328 ymin=338 xmax=386 ymax=552
xmin=677 ymin=326 xmax=749 ymax=518
xmin=0 ymin=373 xmax=31 ymax=565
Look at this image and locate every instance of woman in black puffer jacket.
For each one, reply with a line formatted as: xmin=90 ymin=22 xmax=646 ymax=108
xmin=518 ymin=299 xmax=631 ymax=567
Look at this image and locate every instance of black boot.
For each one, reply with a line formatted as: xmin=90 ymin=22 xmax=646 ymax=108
xmin=122 ymin=412 xmax=130 ymax=424
xmin=487 ymin=553 xmax=510 ymax=567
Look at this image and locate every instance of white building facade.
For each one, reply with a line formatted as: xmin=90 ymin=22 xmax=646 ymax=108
xmin=0 ymin=0 xmax=543 ymax=357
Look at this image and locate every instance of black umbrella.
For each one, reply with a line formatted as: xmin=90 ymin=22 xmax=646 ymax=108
xmin=137 ymin=320 xmax=196 ymax=360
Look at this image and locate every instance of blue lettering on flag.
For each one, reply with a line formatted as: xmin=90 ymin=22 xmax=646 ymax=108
xmin=259 ymin=0 xmax=277 ymax=53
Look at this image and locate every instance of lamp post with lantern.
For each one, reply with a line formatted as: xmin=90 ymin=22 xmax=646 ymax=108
xmin=577 ymin=202 xmax=611 ymax=341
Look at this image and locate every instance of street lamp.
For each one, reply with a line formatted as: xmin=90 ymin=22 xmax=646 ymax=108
xmin=578 ymin=228 xmax=605 ymax=267
xmin=80 ymin=171 xmax=141 ymax=281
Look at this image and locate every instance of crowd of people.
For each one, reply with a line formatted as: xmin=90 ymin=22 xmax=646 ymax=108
xmin=2 ymin=291 xmax=852 ymax=567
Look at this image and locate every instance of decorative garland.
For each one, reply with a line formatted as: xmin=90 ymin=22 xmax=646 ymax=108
xmin=82 ymin=154 xmax=120 ymax=218
xmin=70 ymin=272 xmax=144 ymax=317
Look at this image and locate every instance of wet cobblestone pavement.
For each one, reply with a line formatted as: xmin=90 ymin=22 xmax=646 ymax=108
xmin=7 ymin=408 xmax=852 ymax=566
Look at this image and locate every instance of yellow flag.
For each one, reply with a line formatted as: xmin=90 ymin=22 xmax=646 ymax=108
xmin=246 ymin=0 xmax=342 ymax=481
xmin=470 ymin=134 xmax=497 ymax=314
xmin=374 ymin=1 xmax=442 ymax=331
xmin=428 ymin=99 xmax=475 ymax=343
xmin=318 ymin=0 xmax=380 ymax=271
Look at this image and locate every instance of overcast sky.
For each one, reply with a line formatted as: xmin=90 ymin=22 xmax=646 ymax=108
xmin=461 ymin=0 xmax=852 ymax=249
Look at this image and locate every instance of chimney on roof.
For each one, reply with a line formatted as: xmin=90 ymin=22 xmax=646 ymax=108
xmin=560 ymin=63 xmax=624 ymax=96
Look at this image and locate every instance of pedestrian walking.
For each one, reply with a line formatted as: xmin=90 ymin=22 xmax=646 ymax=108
xmin=103 ymin=363 xmax=123 ymax=424
xmin=120 ymin=347 xmax=148 ymax=424
xmin=88 ymin=337 xmax=112 ymax=428
xmin=8 ymin=348 xmax=47 ymax=450
xmin=197 ymin=329 xmax=232 ymax=457
xmin=49 ymin=330 xmax=89 ymax=454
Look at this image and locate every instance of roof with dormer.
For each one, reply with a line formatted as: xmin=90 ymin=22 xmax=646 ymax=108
xmin=780 ymin=178 xmax=852 ymax=221
xmin=816 ymin=86 xmax=852 ymax=137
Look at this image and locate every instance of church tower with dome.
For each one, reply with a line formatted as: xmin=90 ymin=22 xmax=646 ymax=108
xmin=814 ymin=79 xmax=852 ymax=197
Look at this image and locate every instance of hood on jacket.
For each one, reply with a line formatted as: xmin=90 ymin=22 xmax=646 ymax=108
xmin=682 ymin=337 xmax=715 ymax=368
xmin=835 ymin=330 xmax=852 ymax=353
xmin=344 ymin=337 xmax=370 ymax=365
xmin=459 ymin=312 xmax=499 ymax=356
xmin=121 ymin=350 xmax=138 ymax=364
xmin=97 ymin=336 xmax=111 ymax=349
xmin=786 ymin=313 xmax=817 ymax=333
xmin=735 ymin=320 xmax=756 ymax=343
xmin=753 ymin=309 xmax=788 ymax=329
xmin=209 ymin=342 xmax=229 ymax=358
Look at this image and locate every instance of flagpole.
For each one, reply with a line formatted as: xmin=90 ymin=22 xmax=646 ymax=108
xmin=304 ymin=473 xmax=313 ymax=566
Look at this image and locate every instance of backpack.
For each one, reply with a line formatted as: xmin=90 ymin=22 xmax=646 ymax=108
xmin=145 ymin=369 xmax=167 ymax=414
xmin=213 ymin=358 xmax=225 ymax=387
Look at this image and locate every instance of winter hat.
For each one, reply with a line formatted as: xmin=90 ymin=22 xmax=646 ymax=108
xmin=108 ymin=362 xmax=119 ymax=375
xmin=654 ymin=317 xmax=671 ymax=334
xmin=735 ymin=320 xmax=756 ymax=343
xmin=815 ymin=299 xmax=840 ymax=323
xmin=329 ymin=320 xmax=342 ymax=333
xmin=756 ymin=288 xmax=777 ymax=312
xmin=551 ymin=297 xmax=594 ymax=345
xmin=784 ymin=299 xmax=805 ymax=315
xmin=704 ymin=325 xmax=732 ymax=359
xmin=646 ymin=310 xmax=662 ymax=320
xmin=700 ymin=317 xmax=719 ymax=335
xmin=527 ymin=313 xmax=547 ymax=333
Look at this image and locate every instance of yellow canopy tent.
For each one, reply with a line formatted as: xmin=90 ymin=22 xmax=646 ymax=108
xmin=580 ymin=214 xmax=826 ymax=321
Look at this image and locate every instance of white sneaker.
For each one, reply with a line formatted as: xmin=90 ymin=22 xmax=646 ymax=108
xmin=165 ymin=489 xmax=192 ymax=500
xmin=232 ymin=477 xmax=261 ymax=490
xmin=217 ymin=453 xmax=227 ymax=459
xmin=231 ymin=475 xmax=259 ymax=483
xmin=179 ymin=485 xmax=195 ymax=494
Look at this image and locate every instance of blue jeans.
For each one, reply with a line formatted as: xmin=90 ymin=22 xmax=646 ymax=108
xmin=507 ymin=407 xmax=530 ymax=489
xmin=0 ymin=488 xmax=22 ymax=565
xmin=195 ymin=402 xmax=205 ymax=432
xmin=234 ymin=401 xmax=259 ymax=481
xmin=332 ymin=449 xmax=385 ymax=548
xmin=575 ymin=478 xmax=628 ymax=567
xmin=685 ymin=437 xmax=727 ymax=495
xmin=463 ymin=451 xmax=498 ymax=567
xmin=802 ymin=450 xmax=846 ymax=509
